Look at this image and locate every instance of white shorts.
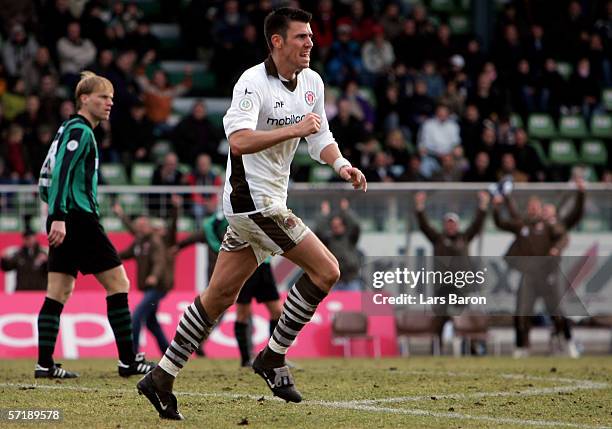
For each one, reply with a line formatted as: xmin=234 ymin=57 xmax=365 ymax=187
xmin=221 ymin=206 xmax=311 ymax=265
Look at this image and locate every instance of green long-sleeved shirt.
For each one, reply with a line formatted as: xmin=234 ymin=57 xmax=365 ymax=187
xmin=38 ymin=114 xmax=99 ymax=221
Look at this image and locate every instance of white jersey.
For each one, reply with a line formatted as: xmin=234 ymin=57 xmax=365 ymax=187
xmin=222 ymin=57 xmax=336 ymax=215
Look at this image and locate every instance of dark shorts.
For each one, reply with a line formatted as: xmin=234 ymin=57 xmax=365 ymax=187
xmin=236 ymin=263 xmax=280 ymax=304
xmin=47 ymin=211 xmax=122 ymax=278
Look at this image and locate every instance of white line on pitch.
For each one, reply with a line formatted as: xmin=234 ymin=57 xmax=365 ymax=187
xmin=1 ymin=382 xmax=609 ymax=429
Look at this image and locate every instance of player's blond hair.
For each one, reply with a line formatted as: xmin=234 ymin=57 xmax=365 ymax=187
xmin=75 ymin=71 xmax=113 ymax=109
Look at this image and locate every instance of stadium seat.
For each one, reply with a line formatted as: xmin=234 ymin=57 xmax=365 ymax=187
xmin=309 ymin=165 xmax=334 ymax=182
xmin=451 ymin=313 xmax=489 ymax=357
xmin=528 ymin=140 xmax=549 ymax=166
xmin=331 ymin=311 xmax=380 ymax=358
xmin=549 ymin=140 xmax=579 ymax=165
xmin=293 ymin=142 xmax=315 ymax=167
xmin=395 ymin=312 xmax=441 ymax=356
xmin=0 ymin=216 xmax=21 ymax=232
xmin=151 ymin=140 xmax=172 ymax=162
xmin=603 ymin=88 xmax=612 ymax=111
xmin=178 ymin=217 xmax=194 ymax=232
xmin=449 ymin=14 xmax=470 ymax=34
xmin=580 ymin=140 xmax=607 ymax=165
xmin=527 ymin=113 xmax=556 ymax=139
xmin=556 ymin=62 xmax=573 ymax=80
xmin=131 ymin=163 xmax=155 ymax=186
xmin=429 ymin=0 xmax=456 ymax=12
xmin=133 ymin=0 xmax=161 ymax=19
xmin=118 ymin=193 xmax=145 ymax=215
xmin=100 ymin=163 xmax=128 ymax=185
xmin=591 ymin=114 xmax=612 ymax=138
xmin=96 ymin=193 xmax=112 ymax=214
xmin=101 ymin=217 xmax=124 ymax=232
xmin=510 ymin=113 xmax=524 ymax=129
xmin=559 ymin=115 xmax=588 ymax=139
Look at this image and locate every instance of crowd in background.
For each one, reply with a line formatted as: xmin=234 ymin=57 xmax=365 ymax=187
xmin=0 ymin=0 xmax=611 ymax=191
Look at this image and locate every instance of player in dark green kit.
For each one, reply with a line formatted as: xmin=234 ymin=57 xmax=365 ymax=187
xmin=35 ymin=71 xmax=154 ymax=379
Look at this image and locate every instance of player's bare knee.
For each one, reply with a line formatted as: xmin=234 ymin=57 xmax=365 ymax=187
xmin=311 ymin=262 xmax=340 ymax=291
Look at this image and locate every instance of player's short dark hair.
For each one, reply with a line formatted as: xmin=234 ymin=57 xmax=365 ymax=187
xmin=264 ymin=7 xmax=312 ymax=52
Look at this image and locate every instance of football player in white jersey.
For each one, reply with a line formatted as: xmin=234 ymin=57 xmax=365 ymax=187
xmin=138 ymin=7 xmax=366 ymax=419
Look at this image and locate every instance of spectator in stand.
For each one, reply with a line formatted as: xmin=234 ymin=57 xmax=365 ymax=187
xmin=475 ymin=126 xmax=502 ymax=173
xmin=2 ymin=78 xmax=27 ymax=121
xmin=525 ymin=24 xmax=549 ymax=74
xmin=496 ymin=114 xmax=517 ymax=147
xmin=510 ymin=59 xmax=537 ymax=117
xmin=1 ymin=225 xmax=47 ymax=292
xmin=22 ymin=47 xmax=58 ymax=95
xmin=418 ymin=103 xmax=461 ymax=178
xmin=326 ymin=23 xmax=363 ymax=86
xmin=106 ymin=49 xmax=140 ymax=128
xmin=150 ymin=152 xmax=184 ymax=217
xmin=429 ymin=23 xmax=454 ymax=70
xmin=562 ymin=1 xmax=589 ymax=62
xmin=126 ymin=20 xmax=161 ymax=61
xmin=104 ymin=20 xmax=129 ymax=52
xmin=463 ymin=151 xmax=496 ymax=182
xmin=2 ymin=124 xmax=32 ymax=183
xmin=172 ymin=100 xmax=222 ymax=165
xmin=95 ymin=119 xmax=119 ymax=164
xmin=91 ymin=49 xmax=115 ymax=78
xmin=431 ymin=153 xmax=465 ymax=182
xmin=397 ymin=154 xmax=426 ymax=182
xmin=115 ymin=100 xmax=155 ymax=166
xmin=42 ymin=0 xmax=75 ymax=61
xmin=588 ymin=34 xmax=611 ymax=86
xmin=315 ymin=199 xmax=362 ymax=291
xmin=411 ymin=3 xmax=435 ymax=36
xmin=405 ymin=79 xmax=435 ymax=137
xmin=393 ymin=19 xmax=424 ymax=70
xmin=468 ymin=68 xmax=504 ymax=120
xmin=310 ymin=0 xmax=336 ymax=61
xmin=361 ymin=25 xmax=395 ymax=86
xmin=364 ymin=151 xmax=396 ymax=183
xmin=379 ymin=2 xmax=404 ymax=41
xmin=495 ymin=24 xmax=524 ymax=76
xmin=15 ymin=95 xmax=42 ymax=142
xmin=184 ymin=153 xmax=222 ymax=225
xmin=2 ymin=24 xmax=38 ymax=79
xmin=212 ymin=0 xmax=248 ymax=49
xmin=385 ymin=128 xmax=412 ymax=172
xmin=513 ymin=128 xmax=546 ymax=181
xmin=343 ymin=79 xmax=375 ymax=133
xmin=57 ymin=21 xmax=97 ymax=89
xmin=567 ymin=58 xmax=600 ymax=120
xmin=136 ymin=67 xmax=192 ymax=133
xmin=27 ymin=125 xmax=53 ymax=179
xmin=463 ymin=38 xmax=486 ymax=84
xmin=439 ymin=80 xmax=466 ymax=117
xmin=497 ymin=152 xmax=529 ymax=182
xmin=419 ymin=61 xmax=445 ymax=100
xmin=329 ymin=98 xmax=366 ymax=167
xmin=58 ymin=99 xmax=75 ymax=122
xmin=37 ymin=75 xmax=62 ymax=125
xmin=80 ymin=1 xmax=108 ymax=49
xmin=537 ymin=58 xmax=566 ymax=119
xmin=337 ymin=0 xmax=376 ymax=43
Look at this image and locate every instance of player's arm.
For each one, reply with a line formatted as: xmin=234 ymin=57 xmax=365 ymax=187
xmin=228 ymin=114 xmax=321 ymax=155
xmin=47 ymin=128 xmax=91 ymax=247
xmin=319 ymin=144 xmax=367 ymax=191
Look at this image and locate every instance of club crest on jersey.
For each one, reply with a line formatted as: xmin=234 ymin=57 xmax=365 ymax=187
xmin=66 ymin=140 xmax=79 ymax=151
xmin=239 ymin=98 xmax=253 ymax=111
xmin=304 ymin=90 xmax=315 ymax=106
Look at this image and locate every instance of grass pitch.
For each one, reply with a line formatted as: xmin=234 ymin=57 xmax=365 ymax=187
xmin=1 ymin=357 xmax=611 ymax=428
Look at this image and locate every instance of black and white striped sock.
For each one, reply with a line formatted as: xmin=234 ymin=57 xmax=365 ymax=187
xmin=158 ymin=296 xmax=215 ymax=377
xmin=268 ymin=274 xmax=327 ymax=356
